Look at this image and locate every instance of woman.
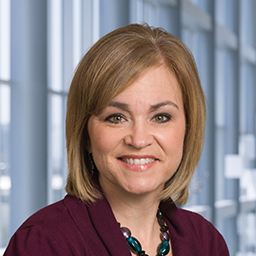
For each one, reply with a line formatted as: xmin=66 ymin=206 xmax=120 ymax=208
xmin=4 ymin=24 xmax=229 ymax=255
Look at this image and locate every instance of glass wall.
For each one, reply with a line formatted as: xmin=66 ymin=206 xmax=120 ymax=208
xmin=47 ymin=0 xmax=101 ymax=203
xmin=0 ymin=0 xmax=11 ymax=252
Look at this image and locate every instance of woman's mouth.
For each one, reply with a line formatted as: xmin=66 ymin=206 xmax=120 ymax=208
xmin=120 ymin=158 xmax=156 ymax=165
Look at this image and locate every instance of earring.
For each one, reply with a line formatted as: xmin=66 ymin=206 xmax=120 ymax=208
xmin=88 ymin=153 xmax=95 ymax=177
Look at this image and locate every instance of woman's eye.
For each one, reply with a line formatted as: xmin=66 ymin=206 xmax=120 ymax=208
xmin=105 ymin=114 xmax=125 ymax=124
xmin=153 ymin=114 xmax=171 ymax=123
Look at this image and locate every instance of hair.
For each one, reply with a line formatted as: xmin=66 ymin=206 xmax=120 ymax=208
xmin=65 ymin=23 xmax=206 ymax=205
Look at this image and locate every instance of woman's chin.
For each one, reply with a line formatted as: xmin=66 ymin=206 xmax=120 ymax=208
xmin=121 ymin=182 xmax=164 ymax=198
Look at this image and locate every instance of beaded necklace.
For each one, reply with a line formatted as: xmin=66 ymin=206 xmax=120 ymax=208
xmin=120 ymin=209 xmax=170 ymax=256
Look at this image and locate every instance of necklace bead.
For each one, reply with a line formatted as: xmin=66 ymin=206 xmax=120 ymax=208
xmin=120 ymin=209 xmax=170 ymax=256
xmin=120 ymin=227 xmax=131 ymax=239
xmin=158 ymin=240 xmax=170 ymax=255
xmin=161 ymin=232 xmax=169 ymax=241
xmin=138 ymin=251 xmax=148 ymax=256
xmin=160 ymin=225 xmax=168 ymax=232
xmin=126 ymin=236 xmax=142 ymax=253
xmin=158 ymin=216 xmax=165 ymax=226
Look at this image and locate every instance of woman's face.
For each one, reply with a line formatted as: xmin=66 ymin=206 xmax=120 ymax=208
xmin=87 ymin=65 xmax=186 ymax=198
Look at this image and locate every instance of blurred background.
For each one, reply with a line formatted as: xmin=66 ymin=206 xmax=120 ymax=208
xmin=0 ymin=0 xmax=256 ymax=255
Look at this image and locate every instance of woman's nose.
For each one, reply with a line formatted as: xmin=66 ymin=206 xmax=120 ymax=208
xmin=123 ymin=122 xmax=154 ymax=149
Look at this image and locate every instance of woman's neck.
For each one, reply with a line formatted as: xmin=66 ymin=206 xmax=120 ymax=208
xmin=101 ymin=182 xmax=172 ymax=256
xmin=102 ymin=182 xmax=161 ymax=243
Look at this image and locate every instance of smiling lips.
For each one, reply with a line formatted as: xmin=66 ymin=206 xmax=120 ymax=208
xmin=118 ymin=156 xmax=158 ymax=172
xmin=121 ymin=158 xmax=156 ymax=165
xmin=122 ymin=158 xmax=156 ymax=165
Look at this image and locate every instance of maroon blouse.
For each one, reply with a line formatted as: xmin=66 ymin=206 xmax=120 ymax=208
xmin=4 ymin=194 xmax=229 ymax=255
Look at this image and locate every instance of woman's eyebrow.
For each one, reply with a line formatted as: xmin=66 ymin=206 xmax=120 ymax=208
xmin=107 ymin=101 xmax=129 ymax=111
xmin=107 ymin=100 xmax=179 ymax=112
xmin=150 ymin=100 xmax=179 ymax=112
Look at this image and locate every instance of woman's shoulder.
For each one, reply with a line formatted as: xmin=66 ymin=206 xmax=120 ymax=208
xmin=160 ymin=199 xmax=230 ymax=255
xmin=161 ymin=199 xmax=217 ymax=233
xmin=4 ymin=195 xmax=87 ymax=256
xmin=178 ymin=207 xmax=229 ymax=254
xmin=177 ymin=207 xmax=217 ymax=233
xmin=17 ymin=195 xmax=75 ymax=230
xmin=177 ymin=206 xmax=211 ymax=224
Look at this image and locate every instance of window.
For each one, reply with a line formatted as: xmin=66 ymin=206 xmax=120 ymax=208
xmin=0 ymin=0 xmax=11 ymax=251
xmin=47 ymin=0 xmax=101 ymax=203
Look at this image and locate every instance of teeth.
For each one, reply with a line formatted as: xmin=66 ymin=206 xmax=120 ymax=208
xmin=122 ymin=158 xmax=155 ymax=165
xmin=134 ymin=159 xmax=140 ymax=165
xmin=140 ymin=158 xmax=146 ymax=164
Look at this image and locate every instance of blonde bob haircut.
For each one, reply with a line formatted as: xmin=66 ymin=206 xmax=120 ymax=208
xmin=65 ymin=23 xmax=206 ymax=206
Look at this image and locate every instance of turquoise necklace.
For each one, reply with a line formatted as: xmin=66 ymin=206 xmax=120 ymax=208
xmin=120 ymin=209 xmax=170 ymax=256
